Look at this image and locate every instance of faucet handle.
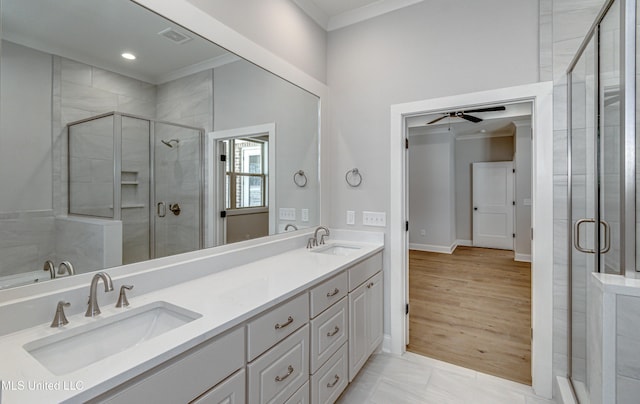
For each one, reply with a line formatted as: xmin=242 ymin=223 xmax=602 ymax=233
xmin=320 ymin=234 xmax=328 ymax=245
xmin=50 ymin=301 xmax=70 ymax=328
xmin=116 ymin=285 xmax=134 ymax=308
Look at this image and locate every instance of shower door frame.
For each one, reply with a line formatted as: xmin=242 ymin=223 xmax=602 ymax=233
xmin=67 ymin=111 xmax=205 ymax=261
xmin=566 ymin=0 xmax=637 ymax=400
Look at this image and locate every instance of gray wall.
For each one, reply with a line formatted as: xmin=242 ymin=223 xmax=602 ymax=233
xmin=454 ymin=134 xmax=515 ymax=243
xmin=186 ymin=0 xmax=327 ymax=83
xmin=213 ymin=59 xmax=320 ymax=231
xmin=326 ymin=0 xmax=538 ymax=335
xmin=408 ymin=132 xmax=456 ymax=250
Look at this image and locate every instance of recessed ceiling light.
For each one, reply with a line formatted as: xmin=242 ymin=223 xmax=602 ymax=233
xmin=121 ymin=52 xmax=136 ymax=60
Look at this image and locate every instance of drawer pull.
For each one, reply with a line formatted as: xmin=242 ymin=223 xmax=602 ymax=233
xmin=274 ymin=316 xmax=294 ymax=330
xmin=366 ymin=282 xmax=374 ymax=289
xmin=326 ymin=288 xmax=339 ymax=297
xmin=327 ymin=374 xmax=340 ymax=388
xmin=275 ymin=365 xmax=294 ymax=382
xmin=327 ymin=326 xmax=340 ymax=337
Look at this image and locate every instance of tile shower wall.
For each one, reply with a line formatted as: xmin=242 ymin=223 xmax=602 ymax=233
xmin=541 ymin=0 xmax=608 ymax=394
xmin=0 ymin=211 xmax=55 ymax=278
xmin=616 ymin=295 xmax=640 ymax=401
xmin=156 ymin=70 xmax=213 ymax=132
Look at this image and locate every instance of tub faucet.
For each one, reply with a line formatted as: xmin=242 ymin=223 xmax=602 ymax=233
xmin=314 ymin=226 xmax=330 ymax=245
xmin=85 ymin=272 xmax=114 ymax=317
xmin=43 ymin=260 xmax=56 ymax=279
xmin=58 ymin=261 xmax=75 ymax=276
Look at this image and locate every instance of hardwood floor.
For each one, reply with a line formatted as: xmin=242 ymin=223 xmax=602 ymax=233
xmin=407 ymin=246 xmax=532 ymax=385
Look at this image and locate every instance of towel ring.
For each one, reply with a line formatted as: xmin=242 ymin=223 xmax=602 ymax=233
xmin=345 ymin=168 xmax=362 ymax=187
xmin=293 ymin=170 xmax=308 ymax=187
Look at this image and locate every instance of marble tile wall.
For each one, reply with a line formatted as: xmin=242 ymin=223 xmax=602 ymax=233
xmin=0 ymin=211 xmax=55 ymax=278
xmin=156 ymin=70 xmax=213 ymax=132
xmin=616 ymin=295 xmax=640 ymax=400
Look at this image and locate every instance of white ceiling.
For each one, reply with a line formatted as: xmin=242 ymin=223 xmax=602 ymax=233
xmin=293 ymin=0 xmax=424 ymax=31
xmin=2 ymin=0 xmax=231 ymax=84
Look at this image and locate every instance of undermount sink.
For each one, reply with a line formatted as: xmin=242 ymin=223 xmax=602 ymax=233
xmin=24 ymin=301 xmax=201 ymax=375
xmin=312 ymin=244 xmax=361 ymax=257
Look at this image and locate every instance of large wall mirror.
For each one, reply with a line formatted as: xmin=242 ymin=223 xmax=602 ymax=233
xmin=0 ymin=0 xmax=320 ymax=290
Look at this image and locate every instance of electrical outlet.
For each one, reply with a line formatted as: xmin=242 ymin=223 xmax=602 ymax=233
xmin=346 ymin=210 xmax=355 ymax=225
xmin=279 ymin=208 xmax=296 ymax=221
xmin=301 ymin=209 xmax=309 ymax=222
xmin=362 ymin=211 xmax=386 ymax=227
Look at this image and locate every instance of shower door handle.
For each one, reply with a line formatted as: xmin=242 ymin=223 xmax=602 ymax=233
xmin=157 ymin=202 xmax=166 ymax=218
xmin=574 ymin=218 xmax=596 ymax=254
xmin=600 ymin=220 xmax=611 ymax=254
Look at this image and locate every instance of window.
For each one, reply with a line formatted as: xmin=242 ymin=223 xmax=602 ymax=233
xmin=223 ymin=137 xmax=267 ymax=209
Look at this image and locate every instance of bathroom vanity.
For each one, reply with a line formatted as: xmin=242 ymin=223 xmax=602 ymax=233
xmin=0 ymin=229 xmax=383 ymax=403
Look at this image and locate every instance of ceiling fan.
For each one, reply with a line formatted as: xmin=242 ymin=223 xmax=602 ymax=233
xmin=426 ymin=106 xmax=506 ymax=124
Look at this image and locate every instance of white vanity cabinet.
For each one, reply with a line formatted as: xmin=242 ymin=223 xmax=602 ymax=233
xmin=348 ymin=253 xmax=383 ymax=382
xmin=308 ymin=272 xmax=349 ymax=404
xmin=247 ymin=293 xmax=310 ymax=404
xmin=191 ymin=369 xmax=245 ymax=404
xmin=93 ymin=327 xmax=245 ymax=404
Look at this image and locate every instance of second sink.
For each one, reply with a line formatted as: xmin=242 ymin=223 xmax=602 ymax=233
xmin=24 ymin=301 xmax=201 ymax=375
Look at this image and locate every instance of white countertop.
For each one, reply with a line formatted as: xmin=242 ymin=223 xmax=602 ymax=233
xmin=0 ymin=236 xmax=383 ymax=403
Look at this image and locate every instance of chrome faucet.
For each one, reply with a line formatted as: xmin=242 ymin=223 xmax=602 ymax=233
xmin=314 ymin=226 xmax=330 ymax=245
xmin=85 ymin=272 xmax=114 ymax=317
xmin=58 ymin=261 xmax=75 ymax=276
xmin=307 ymin=226 xmax=330 ymax=249
xmin=284 ymin=224 xmax=298 ymax=231
xmin=116 ymin=285 xmax=134 ymax=308
xmin=43 ymin=260 xmax=56 ymax=279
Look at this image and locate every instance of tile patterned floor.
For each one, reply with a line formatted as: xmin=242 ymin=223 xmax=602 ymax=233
xmin=337 ymin=352 xmax=557 ymax=404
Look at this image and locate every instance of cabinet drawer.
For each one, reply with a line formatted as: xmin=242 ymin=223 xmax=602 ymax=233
xmin=310 ymin=297 xmax=348 ymax=374
xmin=310 ymin=342 xmax=348 ymax=404
xmin=309 ymin=272 xmax=347 ymax=318
xmin=248 ymin=324 xmax=310 ymax=404
xmin=98 ymin=327 xmax=244 ymax=404
xmin=348 ymin=253 xmax=382 ymax=291
xmin=248 ymin=292 xmax=310 ymax=361
xmin=285 ymin=381 xmax=309 ymax=404
xmin=191 ymin=368 xmax=245 ymax=404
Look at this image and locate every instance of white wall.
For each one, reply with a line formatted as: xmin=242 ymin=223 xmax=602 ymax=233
xmin=327 ymin=0 xmax=539 ymax=335
xmin=186 ymin=0 xmax=327 ymax=83
xmin=0 ymin=41 xmax=52 ymax=213
xmin=408 ymin=131 xmax=456 ymax=252
xmin=454 ymin=134 xmax=515 ymax=243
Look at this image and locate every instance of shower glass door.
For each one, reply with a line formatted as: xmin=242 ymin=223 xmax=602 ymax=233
xmin=569 ymin=34 xmax=597 ymax=403
xmin=153 ymin=122 xmax=203 ymax=259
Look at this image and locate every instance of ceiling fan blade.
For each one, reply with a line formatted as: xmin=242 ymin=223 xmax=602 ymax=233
xmin=463 ymin=106 xmax=506 ymax=113
xmin=426 ymin=115 xmax=448 ymax=124
xmin=460 ymin=113 xmax=482 ymax=123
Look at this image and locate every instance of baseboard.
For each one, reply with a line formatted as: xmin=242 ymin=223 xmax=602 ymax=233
xmin=382 ymin=334 xmax=392 ymax=353
xmin=456 ymin=239 xmax=473 ymax=247
xmin=409 ymin=242 xmax=456 ymax=254
xmin=556 ymin=376 xmax=577 ymax=404
xmin=515 ymin=253 xmax=532 ymax=262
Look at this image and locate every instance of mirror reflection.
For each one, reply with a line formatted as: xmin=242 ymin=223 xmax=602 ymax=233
xmin=0 ymin=0 xmax=320 ymax=290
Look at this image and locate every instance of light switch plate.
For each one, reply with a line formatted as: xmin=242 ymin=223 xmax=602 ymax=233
xmin=279 ymin=208 xmax=296 ymax=220
xmin=301 ymin=208 xmax=309 ymax=222
xmin=346 ymin=211 xmax=355 ymax=225
xmin=363 ymin=211 xmax=386 ymax=227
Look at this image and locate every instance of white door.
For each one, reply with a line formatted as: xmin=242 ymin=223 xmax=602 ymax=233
xmin=472 ymin=161 xmax=514 ymax=250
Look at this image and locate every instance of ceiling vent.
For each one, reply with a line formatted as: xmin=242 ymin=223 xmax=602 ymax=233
xmin=158 ymin=28 xmax=192 ymax=45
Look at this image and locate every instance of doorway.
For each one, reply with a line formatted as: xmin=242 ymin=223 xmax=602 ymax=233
xmin=404 ymin=102 xmax=532 ymax=384
xmin=389 ymin=82 xmax=554 ymax=398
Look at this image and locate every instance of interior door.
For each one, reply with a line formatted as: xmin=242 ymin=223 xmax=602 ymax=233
xmin=472 ymin=161 xmax=514 ymax=250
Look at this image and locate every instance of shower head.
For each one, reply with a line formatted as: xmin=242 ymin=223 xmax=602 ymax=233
xmin=161 ymin=139 xmax=180 ymax=148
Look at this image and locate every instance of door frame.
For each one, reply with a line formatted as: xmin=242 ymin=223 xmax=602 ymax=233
xmin=472 ymin=161 xmax=515 ymax=250
xmin=207 ymin=123 xmax=276 ymax=247
xmin=389 ymin=82 xmax=553 ymax=398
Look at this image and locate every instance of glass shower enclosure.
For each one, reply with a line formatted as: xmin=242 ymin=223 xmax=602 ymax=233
xmin=67 ymin=112 xmax=203 ymax=265
xmin=567 ymin=0 xmax=637 ymax=401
